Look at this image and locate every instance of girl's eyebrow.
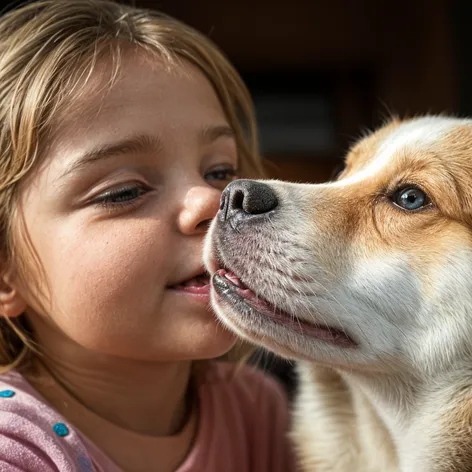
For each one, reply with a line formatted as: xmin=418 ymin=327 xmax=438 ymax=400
xmin=57 ymin=133 xmax=163 ymax=181
xmin=57 ymin=125 xmax=235 ymax=181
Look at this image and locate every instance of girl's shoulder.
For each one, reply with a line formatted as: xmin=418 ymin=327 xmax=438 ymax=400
xmin=0 ymin=370 xmax=95 ymax=471
xmin=182 ymin=361 xmax=296 ymax=472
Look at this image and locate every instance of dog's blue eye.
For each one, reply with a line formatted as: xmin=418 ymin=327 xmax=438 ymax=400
xmin=394 ymin=187 xmax=428 ymax=211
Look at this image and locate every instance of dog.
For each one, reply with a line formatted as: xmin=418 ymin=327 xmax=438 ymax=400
xmin=204 ymin=115 xmax=472 ymax=471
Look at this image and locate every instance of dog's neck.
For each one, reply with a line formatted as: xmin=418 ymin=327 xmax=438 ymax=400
xmin=294 ymin=361 xmax=472 ymax=471
xmin=342 ymin=362 xmax=472 ymax=471
xmin=339 ymin=369 xmax=420 ymax=437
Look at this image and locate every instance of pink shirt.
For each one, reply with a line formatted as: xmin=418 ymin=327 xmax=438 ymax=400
xmin=0 ymin=362 xmax=296 ymax=471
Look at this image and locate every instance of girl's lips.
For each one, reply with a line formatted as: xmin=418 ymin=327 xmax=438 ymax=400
xmin=171 ymin=284 xmax=211 ymax=295
xmin=169 ymin=274 xmax=211 ymax=295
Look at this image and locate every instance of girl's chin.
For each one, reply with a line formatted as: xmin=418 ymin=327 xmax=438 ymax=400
xmin=191 ymin=327 xmax=239 ymax=360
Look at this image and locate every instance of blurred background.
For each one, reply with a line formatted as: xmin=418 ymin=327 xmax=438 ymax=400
xmin=5 ymin=0 xmax=470 ymax=396
xmin=6 ymin=0 xmax=469 ymax=180
xmin=133 ymin=0 xmax=467 ymax=184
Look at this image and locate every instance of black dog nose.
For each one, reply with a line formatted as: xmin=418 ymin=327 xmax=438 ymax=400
xmin=219 ymin=180 xmax=278 ymax=224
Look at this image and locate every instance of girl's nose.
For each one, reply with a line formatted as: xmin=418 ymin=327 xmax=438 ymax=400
xmin=177 ymin=185 xmax=221 ymax=235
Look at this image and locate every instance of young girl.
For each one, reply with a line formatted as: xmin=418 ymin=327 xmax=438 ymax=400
xmin=0 ymin=1 xmax=296 ymax=471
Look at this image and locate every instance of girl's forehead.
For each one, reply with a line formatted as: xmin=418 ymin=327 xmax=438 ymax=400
xmin=55 ymin=54 xmax=206 ymax=123
xmin=37 ymin=54 xmax=230 ymax=181
xmin=48 ymin=54 xmax=225 ymax=148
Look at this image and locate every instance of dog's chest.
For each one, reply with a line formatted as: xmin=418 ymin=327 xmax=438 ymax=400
xmin=291 ymin=362 xmax=398 ymax=472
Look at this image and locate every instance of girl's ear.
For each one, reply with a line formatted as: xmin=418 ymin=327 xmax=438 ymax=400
xmin=0 ymin=270 xmax=27 ymax=318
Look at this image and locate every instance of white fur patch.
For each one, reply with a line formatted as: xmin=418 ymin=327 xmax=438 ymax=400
xmin=332 ymin=116 xmax=470 ymax=187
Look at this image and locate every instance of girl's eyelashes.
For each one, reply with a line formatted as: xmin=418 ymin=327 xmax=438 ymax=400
xmin=91 ymin=183 xmax=151 ymax=211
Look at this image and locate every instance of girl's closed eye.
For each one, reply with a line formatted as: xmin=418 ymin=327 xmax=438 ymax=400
xmin=92 ymin=182 xmax=151 ymax=211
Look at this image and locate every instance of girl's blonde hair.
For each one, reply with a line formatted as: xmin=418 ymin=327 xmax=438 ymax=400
xmin=0 ymin=0 xmax=263 ymax=372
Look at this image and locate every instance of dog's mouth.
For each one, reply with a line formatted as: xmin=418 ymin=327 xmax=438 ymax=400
xmin=212 ymin=268 xmax=357 ymax=348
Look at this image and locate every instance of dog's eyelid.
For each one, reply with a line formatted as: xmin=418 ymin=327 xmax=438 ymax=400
xmin=390 ymin=200 xmax=436 ymax=213
xmin=386 ymin=182 xmax=430 ymax=200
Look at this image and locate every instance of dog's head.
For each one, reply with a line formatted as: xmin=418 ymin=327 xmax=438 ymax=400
xmin=204 ymin=116 xmax=472 ymax=376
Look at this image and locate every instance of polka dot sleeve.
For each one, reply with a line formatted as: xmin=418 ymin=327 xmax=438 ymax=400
xmin=0 ymin=376 xmax=96 ymax=472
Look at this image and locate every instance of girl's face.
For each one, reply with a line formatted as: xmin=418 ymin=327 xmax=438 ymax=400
xmin=15 ymin=53 xmax=238 ymax=361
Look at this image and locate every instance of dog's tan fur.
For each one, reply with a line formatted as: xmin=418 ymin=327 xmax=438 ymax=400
xmin=205 ymin=115 xmax=472 ymax=471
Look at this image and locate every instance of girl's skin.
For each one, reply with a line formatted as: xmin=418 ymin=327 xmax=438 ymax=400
xmin=0 ymin=49 xmax=239 ymax=466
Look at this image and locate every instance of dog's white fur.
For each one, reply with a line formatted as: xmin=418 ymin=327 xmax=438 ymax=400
xmin=204 ymin=115 xmax=472 ymax=471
